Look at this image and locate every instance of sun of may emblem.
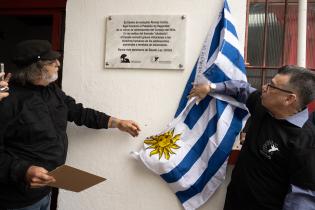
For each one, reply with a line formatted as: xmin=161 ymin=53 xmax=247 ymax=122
xmin=144 ymin=129 xmax=181 ymax=160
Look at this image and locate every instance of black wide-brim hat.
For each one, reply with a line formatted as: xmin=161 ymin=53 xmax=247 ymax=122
xmin=12 ymin=40 xmax=61 ymax=67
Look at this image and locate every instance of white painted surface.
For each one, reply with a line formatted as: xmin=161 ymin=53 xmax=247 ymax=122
xmin=60 ymin=0 xmax=246 ymax=209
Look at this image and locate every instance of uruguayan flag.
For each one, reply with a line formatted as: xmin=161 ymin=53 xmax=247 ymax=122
xmin=137 ymin=1 xmax=249 ymax=209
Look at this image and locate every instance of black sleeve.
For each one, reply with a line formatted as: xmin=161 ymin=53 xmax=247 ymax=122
xmin=57 ymin=86 xmax=111 ymax=129
xmin=289 ymin=121 xmax=315 ymax=190
xmin=246 ymin=90 xmax=261 ymax=115
xmin=242 ymin=116 xmax=252 ymax=133
xmin=290 ymin=148 xmax=315 ymax=190
xmin=0 ymin=96 xmax=32 ymax=185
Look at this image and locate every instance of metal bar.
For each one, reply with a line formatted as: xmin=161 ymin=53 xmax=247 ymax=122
xmin=297 ymin=0 xmax=307 ymax=67
xmin=244 ymin=0 xmax=251 ymax=65
xmin=247 ymin=65 xmax=315 ymax=71
xmin=261 ymin=0 xmax=269 ymax=85
xmin=281 ymin=0 xmax=288 ymax=65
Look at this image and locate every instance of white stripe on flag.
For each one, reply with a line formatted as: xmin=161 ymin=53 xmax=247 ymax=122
xmin=183 ymin=162 xmax=228 ymax=210
xmin=214 ymin=52 xmax=247 ymax=81
xmin=224 ymin=29 xmax=243 ymax=57
xmin=168 ymin=104 xmax=235 ymax=192
xmin=223 ymin=8 xmax=245 ymax=58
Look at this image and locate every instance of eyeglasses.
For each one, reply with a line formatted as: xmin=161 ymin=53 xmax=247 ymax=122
xmin=266 ymin=83 xmax=294 ymax=94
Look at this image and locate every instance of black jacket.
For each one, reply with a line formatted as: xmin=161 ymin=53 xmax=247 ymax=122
xmin=0 ymin=82 xmax=110 ymax=209
xmin=224 ymin=91 xmax=315 ymax=210
xmin=289 ymin=119 xmax=315 ymax=190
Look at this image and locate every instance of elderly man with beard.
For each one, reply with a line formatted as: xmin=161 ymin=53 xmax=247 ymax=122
xmin=0 ymin=40 xmax=140 ymax=210
xmin=189 ymin=65 xmax=315 ymax=210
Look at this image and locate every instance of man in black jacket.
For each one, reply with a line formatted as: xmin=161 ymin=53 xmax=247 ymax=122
xmin=0 ymin=40 xmax=141 ymax=210
xmin=189 ymin=65 xmax=315 ymax=210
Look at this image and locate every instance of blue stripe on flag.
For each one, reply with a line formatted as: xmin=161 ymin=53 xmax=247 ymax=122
xmin=207 ymin=17 xmax=223 ymax=62
xmin=224 ymin=0 xmax=230 ymax=12
xmin=184 ymin=96 xmax=212 ymax=129
xmin=203 ymin=64 xmax=231 ymax=83
xmin=161 ymin=100 xmax=228 ymax=183
xmin=225 ymin=19 xmax=238 ymax=38
xmin=176 ymin=107 xmax=248 ymax=203
xmin=175 ymin=62 xmax=197 ymax=117
xmin=221 ymin=42 xmax=246 ymax=73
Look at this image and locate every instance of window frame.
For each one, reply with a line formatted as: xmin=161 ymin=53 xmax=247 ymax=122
xmin=245 ymin=0 xmax=315 ymax=88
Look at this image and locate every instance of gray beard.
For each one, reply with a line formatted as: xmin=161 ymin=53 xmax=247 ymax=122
xmin=43 ymin=72 xmax=58 ymax=83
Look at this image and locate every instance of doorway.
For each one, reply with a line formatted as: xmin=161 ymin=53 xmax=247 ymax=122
xmin=0 ymin=1 xmax=67 ymax=209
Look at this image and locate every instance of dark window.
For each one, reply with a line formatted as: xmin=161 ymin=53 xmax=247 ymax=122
xmin=0 ymin=15 xmax=53 ymax=71
xmin=246 ymin=0 xmax=315 ymax=89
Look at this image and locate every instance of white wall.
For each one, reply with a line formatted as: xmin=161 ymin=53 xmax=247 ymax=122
xmin=61 ymin=0 xmax=246 ymax=209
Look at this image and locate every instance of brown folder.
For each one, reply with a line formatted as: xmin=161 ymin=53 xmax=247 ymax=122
xmin=47 ymin=165 xmax=106 ymax=192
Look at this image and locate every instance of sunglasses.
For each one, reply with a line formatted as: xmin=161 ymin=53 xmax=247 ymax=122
xmin=266 ymin=83 xmax=294 ymax=94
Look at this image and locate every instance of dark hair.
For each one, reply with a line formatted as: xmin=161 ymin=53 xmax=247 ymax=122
xmin=278 ymin=65 xmax=315 ymax=109
xmin=12 ymin=60 xmax=54 ymax=85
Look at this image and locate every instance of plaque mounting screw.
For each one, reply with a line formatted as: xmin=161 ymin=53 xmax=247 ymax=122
xmin=181 ymin=15 xmax=186 ymax=20
xmin=108 ymin=16 xmax=112 ymax=21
